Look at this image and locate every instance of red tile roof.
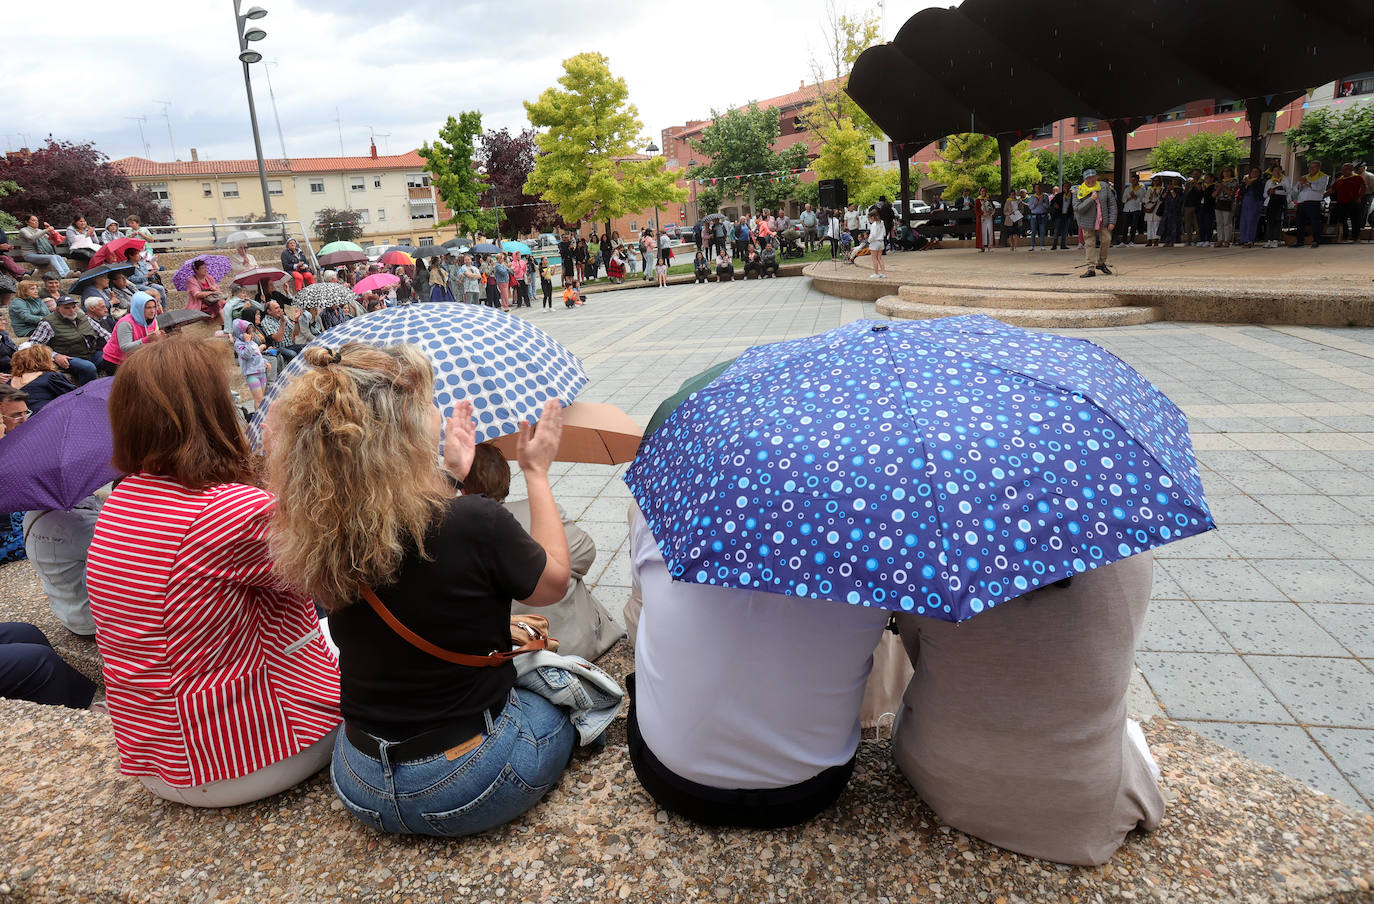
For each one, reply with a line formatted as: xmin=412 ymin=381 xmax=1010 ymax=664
xmin=112 ymin=150 xmax=426 ymax=178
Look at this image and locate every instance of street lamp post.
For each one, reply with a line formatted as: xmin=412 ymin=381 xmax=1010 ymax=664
xmin=233 ymin=1 xmax=275 ymax=229
xmin=644 ymin=139 xmax=660 ymax=232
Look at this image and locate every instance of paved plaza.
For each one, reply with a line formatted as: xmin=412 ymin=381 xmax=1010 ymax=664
xmin=508 ymin=275 xmax=1374 ymax=815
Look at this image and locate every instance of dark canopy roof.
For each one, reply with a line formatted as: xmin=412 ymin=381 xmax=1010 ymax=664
xmin=849 ymin=0 xmax=1374 ymax=147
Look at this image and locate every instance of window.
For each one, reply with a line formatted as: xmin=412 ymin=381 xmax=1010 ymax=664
xmin=406 ymin=173 xmax=430 ymax=188
xmin=267 ymin=180 xmax=283 ymax=196
xmin=1340 ymin=72 xmax=1374 ymax=97
xmin=356 ymin=210 xmax=370 ymax=224
xmin=937 ymin=138 xmax=949 ymax=151
xmin=866 ymin=144 xmax=876 ymax=164
xmin=629 ymin=221 xmax=637 ymax=232
xmin=418 ymin=237 xmax=434 ymax=246
xmin=350 ymin=176 xmax=366 ymax=192
xmin=221 ymin=182 xmax=239 ymax=198
xmin=377 ymin=208 xmax=386 ymax=221
xmin=373 ymin=177 xmax=382 ymax=189
xmin=145 ymin=181 xmax=170 ymax=200
xmin=1075 ymin=117 xmax=1099 ymax=134
xmin=202 ymin=182 xmax=212 ymax=197
xmin=888 ymin=143 xmax=900 ymax=161
xmin=1215 ymin=99 xmax=1246 ymax=114
xmin=309 ymin=179 xmax=325 ymax=194
xmin=1033 ymin=123 xmax=1054 ymax=138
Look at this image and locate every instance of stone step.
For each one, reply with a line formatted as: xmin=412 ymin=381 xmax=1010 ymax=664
xmin=875 ymin=296 xmax=1163 ymax=329
xmin=896 ymin=284 xmax=1121 ymax=310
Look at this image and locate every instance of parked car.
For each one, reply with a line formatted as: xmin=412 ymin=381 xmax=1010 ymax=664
xmin=364 ymin=244 xmax=389 ymax=261
xmin=535 ymin=233 xmax=558 ymax=248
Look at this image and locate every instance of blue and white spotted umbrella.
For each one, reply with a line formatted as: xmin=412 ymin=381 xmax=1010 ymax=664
xmin=246 ymin=303 xmax=587 ymax=449
xmin=624 ymin=314 xmax=1213 ymax=622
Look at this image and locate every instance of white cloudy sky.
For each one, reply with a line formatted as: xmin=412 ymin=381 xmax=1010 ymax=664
xmin=8 ymin=0 xmax=942 ymax=163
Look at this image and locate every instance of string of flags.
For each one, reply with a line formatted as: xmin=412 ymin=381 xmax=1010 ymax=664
xmin=690 ymin=167 xmax=809 ymax=186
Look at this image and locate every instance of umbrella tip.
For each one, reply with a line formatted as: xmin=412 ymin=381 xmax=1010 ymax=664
xmin=871 ymin=324 xmax=890 ymax=332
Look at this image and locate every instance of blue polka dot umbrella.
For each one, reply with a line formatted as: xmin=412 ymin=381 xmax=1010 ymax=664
xmin=624 ymin=314 xmax=1214 ymax=622
xmin=246 ymin=303 xmax=587 ymax=450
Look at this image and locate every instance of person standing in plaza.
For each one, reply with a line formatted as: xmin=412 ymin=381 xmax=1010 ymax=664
xmin=844 ymin=203 xmax=861 ymax=241
xmin=800 ymin=204 xmax=818 ymax=252
xmin=1196 ymin=174 xmax=1217 ymax=247
xmin=1293 ymin=160 xmax=1329 ymax=249
xmin=1118 ymin=174 xmax=1144 ymax=246
xmin=974 ymin=188 xmax=995 ymax=252
xmin=1329 ymin=163 xmax=1366 ymax=243
xmin=1074 ymin=169 xmax=1117 ymax=277
xmin=1026 ymin=185 xmax=1051 ymax=251
xmin=1181 ymin=169 xmax=1203 ymax=245
xmin=1001 ymin=194 xmax=1023 ymax=250
xmin=1156 ymin=178 xmax=1184 ymax=247
xmin=1049 ymin=183 xmax=1074 ymax=250
xmin=865 ymin=209 xmax=887 ymax=279
xmin=1358 ymin=162 xmax=1374 ymax=238
xmin=1263 ymin=166 xmax=1291 ymax=249
xmin=1237 ymin=167 xmax=1265 ymax=247
xmin=1214 ymin=167 xmax=1239 ymax=247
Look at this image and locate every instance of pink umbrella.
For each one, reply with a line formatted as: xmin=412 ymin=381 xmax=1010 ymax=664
xmin=354 ymin=273 xmax=400 ymax=294
xmin=231 ymin=266 xmax=288 ymax=287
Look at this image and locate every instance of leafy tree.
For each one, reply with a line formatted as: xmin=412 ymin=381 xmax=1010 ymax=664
xmin=689 ymin=104 xmax=810 ymax=214
xmin=1285 ymin=105 xmax=1374 ymax=166
xmin=802 ymin=4 xmax=882 ymax=140
xmin=480 ymin=128 xmax=543 ymax=239
xmin=851 ymin=164 xmax=922 ymax=210
xmin=524 ymin=52 xmax=684 ymax=228
xmin=420 ymin=111 xmax=494 ymax=236
xmin=810 ymin=121 xmax=874 ymax=199
xmin=1146 ymin=131 xmax=1246 ymax=175
xmin=0 ymin=138 xmax=169 ymax=227
xmin=1029 ymin=145 xmax=1112 ymax=186
xmin=313 ymin=207 xmax=365 ymax=244
xmin=0 ymin=181 xmax=20 ymax=231
xmin=928 ymin=134 xmax=1039 ymax=197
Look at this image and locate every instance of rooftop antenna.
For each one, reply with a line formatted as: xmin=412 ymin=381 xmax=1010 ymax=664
xmin=335 ymin=106 xmax=346 ymax=156
xmin=155 ymin=100 xmax=178 ymax=160
xmin=367 ymin=126 xmax=392 ymax=155
xmin=263 ymin=60 xmax=288 ymax=160
xmin=124 ymin=115 xmax=151 ymax=157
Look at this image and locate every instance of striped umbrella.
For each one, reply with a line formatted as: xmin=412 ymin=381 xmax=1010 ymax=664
xmin=246 ymin=303 xmax=588 ymax=450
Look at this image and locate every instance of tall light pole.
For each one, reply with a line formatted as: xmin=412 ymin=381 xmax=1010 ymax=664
xmin=232 ymin=1 xmax=274 ymax=224
xmin=644 ymin=139 xmax=660 ymax=231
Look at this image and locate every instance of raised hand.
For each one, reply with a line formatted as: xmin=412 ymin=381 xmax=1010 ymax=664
xmin=442 ymin=399 xmax=477 ymax=481
xmin=516 ymin=398 xmax=564 ymax=477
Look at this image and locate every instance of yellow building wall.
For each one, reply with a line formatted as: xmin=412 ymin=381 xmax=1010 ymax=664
xmin=137 ymin=173 xmax=303 ymax=227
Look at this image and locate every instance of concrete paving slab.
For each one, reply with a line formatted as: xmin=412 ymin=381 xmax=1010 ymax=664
xmin=1135 ymin=652 xmax=1290 ymax=722
xmin=1246 ymin=656 xmax=1374 ymax=728
xmin=1196 ymin=599 xmax=1349 ymax=657
xmin=1178 ymin=721 xmax=1368 ymax=812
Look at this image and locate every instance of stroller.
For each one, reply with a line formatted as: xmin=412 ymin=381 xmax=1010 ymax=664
xmin=777 ymin=228 xmax=806 ymax=259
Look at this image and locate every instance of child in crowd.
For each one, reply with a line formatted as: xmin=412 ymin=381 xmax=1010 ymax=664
xmin=655 ymin=257 xmax=668 ymax=287
xmin=539 ymin=259 xmax=553 ymax=309
xmin=232 ymin=315 xmax=269 ymax=407
xmin=563 ymin=282 xmax=582 ymax=309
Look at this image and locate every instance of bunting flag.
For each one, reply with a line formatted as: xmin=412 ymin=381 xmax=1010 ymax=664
xmin=1234 ymin=117 xmax=1243 ymax=123
xmin=1128 ymin=131 xmax=1136 ymax=138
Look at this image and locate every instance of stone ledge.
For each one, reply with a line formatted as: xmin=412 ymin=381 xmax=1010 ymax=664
xmin=895 ymin=285 xmax=1123 ymax=311
xmin=1 ymin=704 xmax=1370 ymax=903
xmin=876 ymin=296 xmax=1163 ymax=329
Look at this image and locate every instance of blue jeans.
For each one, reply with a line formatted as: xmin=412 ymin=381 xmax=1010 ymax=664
xmin=22 ymin=253 xmax=69 ymax=277
xmin=1030 ymin=214 xmax=1048 ymax=247
xmin=64 ymin=354 xmax=100 ymax=385
xmin=330 ymin=688 xmax=574 ymax=837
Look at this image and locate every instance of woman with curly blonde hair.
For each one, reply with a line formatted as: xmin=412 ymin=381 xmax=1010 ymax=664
xmin=265 ymin=342 xmax=574 ymax=837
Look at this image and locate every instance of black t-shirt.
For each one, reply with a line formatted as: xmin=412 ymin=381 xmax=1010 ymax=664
xmin=328 ymin=494 xmax=547 ymax=740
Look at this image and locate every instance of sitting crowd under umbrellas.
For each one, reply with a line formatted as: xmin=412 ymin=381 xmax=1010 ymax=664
xmin=0 ymin=273 xmax=1202 ymax=867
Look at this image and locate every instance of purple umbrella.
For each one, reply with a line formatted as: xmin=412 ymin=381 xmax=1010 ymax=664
xmin=172 ymin=255 xmax=233 ymax=291
xmin=0 ymin=378 xmax=122 ymax=514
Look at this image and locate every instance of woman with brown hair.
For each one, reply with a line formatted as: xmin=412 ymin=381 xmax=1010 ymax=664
xmin=266 ymin=343 xmax=575 ymax=837
xmin=85 ymin=338 xmax=341 ymax=807
xmin=8 ymin=344 xmax=75 ymax=414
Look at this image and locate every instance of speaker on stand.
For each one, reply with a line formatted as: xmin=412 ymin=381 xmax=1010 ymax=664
xmin=818 ymin=180 xmax=849 ymax=270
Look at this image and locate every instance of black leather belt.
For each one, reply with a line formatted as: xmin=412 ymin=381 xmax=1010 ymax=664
xmin=345 ymin=700 xmax=505 ymax=763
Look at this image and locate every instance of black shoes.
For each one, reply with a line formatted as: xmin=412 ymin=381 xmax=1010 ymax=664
xmin=1097 ymin=263 xmax=1113 ymax=275
xmin=1080 ymin=268 xmax=1097 ymax=278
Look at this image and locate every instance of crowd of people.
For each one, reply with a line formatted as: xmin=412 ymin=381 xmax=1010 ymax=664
xmin=0 ymin=315 xmax=1165 ymax=869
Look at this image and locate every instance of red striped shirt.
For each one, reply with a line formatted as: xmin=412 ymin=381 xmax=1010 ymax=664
xmin=87 ymin=474 xmax=341 ymax=788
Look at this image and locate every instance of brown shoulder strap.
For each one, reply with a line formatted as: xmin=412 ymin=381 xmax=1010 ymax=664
xmin=357 ymin=583 xmax=546 ymax=668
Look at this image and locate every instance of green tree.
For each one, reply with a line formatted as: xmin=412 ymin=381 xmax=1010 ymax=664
xmin=524 ymin=52 xmax=684 ymax=228
xmin=0 ymin=180 xmax=19 ymax=231
xmin=802 ymin=5 xmax=882 ymax=140
xmin=927 ymin=134 xmax=1039 ymax=198
xmin=1029 ymin=145 xmax=1112 ymax=186
xmin=851 ymin=164 xmax=922 ymax=210
xmin=1146 ymin=131 xmax=1246 ymax=175
xmin=1285 ymin=104 xmax=1374 ymax=166
xmin=313 ymin=207 xmax=365 ymax=244
xmin=689 ymin=104 xmax=809 ymax=214
xmin=419 ymin=111 xmax=495 ymax=235
xmin=810 ymin=121 xmax=874 ymax=199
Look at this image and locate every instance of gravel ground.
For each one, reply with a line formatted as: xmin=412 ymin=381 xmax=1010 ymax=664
xmin=2 ymin=564 xmax=1372 ymax=903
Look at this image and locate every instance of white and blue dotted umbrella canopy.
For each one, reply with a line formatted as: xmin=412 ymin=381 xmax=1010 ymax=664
xmin=625 ymin=314 xmax=1213 ymax=622
xmin=246 ymin=303 xmax=587 ymax=449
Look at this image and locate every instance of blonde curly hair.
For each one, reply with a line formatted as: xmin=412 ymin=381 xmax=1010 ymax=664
xmin=265 ymin=342 xmax=450 ymax=611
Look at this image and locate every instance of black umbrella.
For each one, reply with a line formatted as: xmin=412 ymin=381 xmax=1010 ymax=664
xmin=442 ymin=236 xmax=474 ymax=248
xmin=387 ymin=245 xmax=421 ymax=257
xmin=413 ymin=246 xmax=449 ymax=259
xmin=156 ymin=309 xmax=211 ymax=331
xmin=71 ymin=263 xmax=135 ymax=293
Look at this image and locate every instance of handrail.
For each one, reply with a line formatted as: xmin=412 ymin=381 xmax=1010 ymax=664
xmin=139 ymin=219 xmax=318 ymax=268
